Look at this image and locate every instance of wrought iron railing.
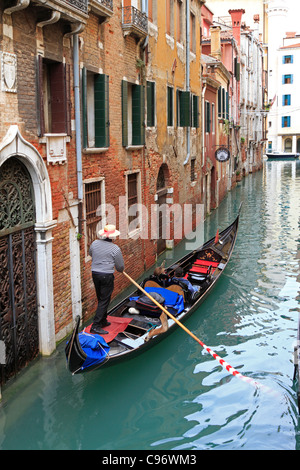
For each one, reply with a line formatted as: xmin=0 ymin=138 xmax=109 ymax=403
xmin=93 ymin=0 xmax=113 ymax=11
xmin=122 ymin=6 xmax=148 ymax=35
xmin=62 ymin=0 xmax=89 ymax=15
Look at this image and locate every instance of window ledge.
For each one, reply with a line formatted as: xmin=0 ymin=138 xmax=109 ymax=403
xmin=125 ymin=145 xmax=144 ymax=150
xmin=83 ymin=147 xmax=109 ymax=154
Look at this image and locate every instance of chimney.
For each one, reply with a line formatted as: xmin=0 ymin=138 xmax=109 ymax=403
xmin=210 ymin=26 xmax=222 ymax=61
xmin=229 ymin=9 xmax=245 ymax=47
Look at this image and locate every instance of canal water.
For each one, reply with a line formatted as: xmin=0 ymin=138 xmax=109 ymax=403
xmin=0 ymin=160 xmax=300 ymax=450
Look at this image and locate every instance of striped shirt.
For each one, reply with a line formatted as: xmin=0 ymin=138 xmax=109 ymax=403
xmin=89 ymin=239 xmax=124 ymax=274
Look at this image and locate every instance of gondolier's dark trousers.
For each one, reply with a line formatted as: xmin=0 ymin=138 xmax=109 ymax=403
xmin=92 ymin=272 xmax=114 ymax=327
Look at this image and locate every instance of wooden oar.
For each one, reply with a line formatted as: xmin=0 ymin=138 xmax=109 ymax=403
xmin=123 ymin=270 xmax=276 ymax=395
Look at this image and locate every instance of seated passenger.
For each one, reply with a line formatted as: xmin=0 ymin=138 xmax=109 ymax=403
xmin=172 ymin=267 xmax=200 ymax=295
xmin=148 ymin=265 xmax=170 ymax=286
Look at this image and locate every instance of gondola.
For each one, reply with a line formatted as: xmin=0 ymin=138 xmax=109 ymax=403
xmin=65 ymin=210 xmax=241 ymax=375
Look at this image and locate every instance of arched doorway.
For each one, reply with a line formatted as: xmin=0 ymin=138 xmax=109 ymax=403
xmin=284 ymin=138 xmax=292 ymax=153
xmin=0 ymin=126 xmax=57 ymax=391
xmin=156 ymin=164 xmax=169 ymax=255
xmin=0 ymin=158 xmax=39 ymax=386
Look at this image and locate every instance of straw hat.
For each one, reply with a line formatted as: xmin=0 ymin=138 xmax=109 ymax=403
xmin=98 ymin=224 xmax=120 ymax=239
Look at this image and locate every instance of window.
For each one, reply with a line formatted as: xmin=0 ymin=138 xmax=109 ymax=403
xmin=283 ymin=75 xmax=293 ymax=84
xmin=148 ymin=0 xmax=157 ymax=23
xmin=190 ymin=12 xmax=196 ymax=52
xmin=283 ymin=94 xmax=291 ymax=106
xmin=177 ymin=90 xmax=190 ymax=127
xmin=234 ymin=57 xmax=240 ymax=81
xmin=218 ymin=86 xmax=229 ymax=120
xmin=167 ymin=85 xmax=174 ymax=126
xmin=146 ymin=81 xmax=155 ymax=127
xmin=283 ymin=55 xmax=293 ymax=64
xmin=176 ymin=0 xmax=183 ymax=43
xmin=205 ymin=101 xmax=210 ymax=133
xmin=126 ymin=172 xmax=141 ymax=233
xmin=84 ymin=180 xmax=104 ymax=248
xmin=166 ymin=0 xmax=174 ymax=36
xmin=282 ymin=116 xmax=291 ymax=128
xmin=122 ymin=80 xmax=145 ymax=147
xmin=82 ymin=69 xmax=110 ymax=149
xmin=191 ymin=94 xmax=199 ymax=128
xmin=37 ymin=56 xmax=71 ymax=136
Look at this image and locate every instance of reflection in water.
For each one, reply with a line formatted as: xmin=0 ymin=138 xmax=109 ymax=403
xmin=0 ymin=161 xmax=300 ymax=450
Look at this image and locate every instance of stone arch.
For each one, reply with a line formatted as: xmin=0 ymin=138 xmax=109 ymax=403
xmin=0 ymin=126 xmax=57 ymax=356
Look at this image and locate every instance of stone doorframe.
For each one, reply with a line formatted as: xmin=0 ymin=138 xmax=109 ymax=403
xmin=0 ymin=126 xmax=57 ymax=357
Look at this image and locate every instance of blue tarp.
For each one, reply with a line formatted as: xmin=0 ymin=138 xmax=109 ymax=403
xmin=129 ymin=287 xmax=184 ymax=314
xmin=79 ymin=332 xmax=110 ymax=369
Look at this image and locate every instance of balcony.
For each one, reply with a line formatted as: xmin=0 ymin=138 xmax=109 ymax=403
xmin=31 ymin=0 xmax=89 ymax=29
xmin=89 ymin=0 xmax=113 ymax=22
xmin=122 ymin=6 xmax=148 ymax=39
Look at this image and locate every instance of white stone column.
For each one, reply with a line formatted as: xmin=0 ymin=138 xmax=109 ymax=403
xmin=35 ymin=221 xmax=57 ymax=356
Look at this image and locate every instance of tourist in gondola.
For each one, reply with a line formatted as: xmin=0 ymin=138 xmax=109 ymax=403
xmin=89 ymin=224 xmax=124 ymax=335
xmin=172 ymin=266 xmax=200 ymax=296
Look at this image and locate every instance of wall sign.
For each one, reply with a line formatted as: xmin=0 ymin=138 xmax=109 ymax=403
xmin=215 ymin=147 xmax=230 ymax=162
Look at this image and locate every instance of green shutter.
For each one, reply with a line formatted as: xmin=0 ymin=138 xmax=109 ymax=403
xmin=218 ymin=87 xmax=222 ymax=118
xmin=226 ymin=91 xmax=229 ymax=120
xmin=205 ymin=101 xmax=211 ymax=133
xmin=132 ymin=84 xmax=145 ymax=145
xmin=180 ymin=91 xmax=191 ymax=127
xmin=235 ymin=58 xmax=240 ymax=82
xmin=94 ymin=74 xmax=109 ymax=148
xmin=193 ymin=95 xmax=199 ymax=128
xmin=222 ymin=88 xmax=225 ymax=119
xmin=147 ymin=81 xmax=155 ymax=127
xmin=82 ymin=67 xmax=88 ymax=149
xmin=141 ymin=84 xmax=145 ymax=144
xmin=167 ymin=86 xmax=173 ymax=126
xmin=121 ymin=80 xmax=128 ymax=147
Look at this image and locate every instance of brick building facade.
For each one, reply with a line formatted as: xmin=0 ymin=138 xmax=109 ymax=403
xmin=0 ymin=0 xmax=206 ymax=390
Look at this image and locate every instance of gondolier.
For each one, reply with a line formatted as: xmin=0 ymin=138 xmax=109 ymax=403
xmin=89 ymin=224 xmax=124 ymax=335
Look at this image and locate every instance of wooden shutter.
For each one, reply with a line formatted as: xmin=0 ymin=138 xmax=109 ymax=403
xmin=94 ymin=74 xmax=109 ymax=148
xmin=65 ymin=63 xmax=71 ymax=136
xmin=147 ymin=81 xmax=155 ymax=127
xmin=82 ymin=67 xmax=88 ymax=149
xmin=121 ymin=80 xmax=128 ymax=147
xmin=218 ymin=87 xmax=222 ymax=118
xmin=132 ymin=84 xmax=145 ymax=145
xmin=226 ymin=91 xmax=229 ymax=120
xmin=167 ymin=86 xmax=173 ymax=126
xmin=222 ymin=88 xmax=225 ymax=119
xmin=193 ymin=95 xmax=199 ymax=128
xmin=205 ymin=101 xmax=210 ymax=133
xmin=50 ymin=62 xmax=66 ymax=133
xmin=179 ymin=91 xmax=191 ymax=127
xmin=36 ymin=55 xmax=45 ymax=137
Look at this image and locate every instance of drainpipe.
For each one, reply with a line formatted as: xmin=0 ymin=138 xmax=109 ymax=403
xmin=184 ymin=0 xmax=191 ymax=165
xmin=4 ymin=0 xmax=30 ymax=14
xmin=202 ymin=84 xmax=207 ymax=167
xmin=73 ymin=34 xmax=83 ymax=232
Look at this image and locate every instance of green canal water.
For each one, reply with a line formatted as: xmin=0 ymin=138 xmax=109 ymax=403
xmin=1 ymin=160 xmax=300 ymax=450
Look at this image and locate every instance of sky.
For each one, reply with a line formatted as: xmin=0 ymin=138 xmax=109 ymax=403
xmin=285 ymin=0 xmax=300 ymax=32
